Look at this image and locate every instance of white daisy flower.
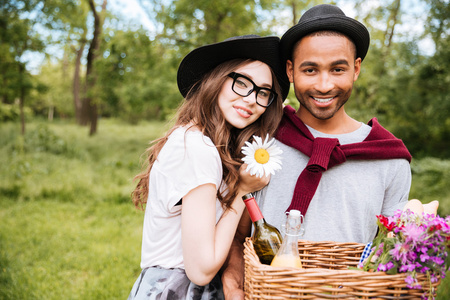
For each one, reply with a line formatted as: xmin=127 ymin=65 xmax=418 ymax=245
xmin=241 ymin=134 xmax=283 ymax=178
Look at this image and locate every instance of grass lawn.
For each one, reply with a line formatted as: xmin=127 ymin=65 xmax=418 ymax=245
xmin=0 ymin=200 xmax=142 ymax=299
xmin=0 ymin=119 xmax=166 ymax=299
xmin=0 ymin=119 xmax=449 ymax=299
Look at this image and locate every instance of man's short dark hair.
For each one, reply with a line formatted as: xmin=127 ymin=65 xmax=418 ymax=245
xmin=291 ymin=30 xmax=358 ymax=62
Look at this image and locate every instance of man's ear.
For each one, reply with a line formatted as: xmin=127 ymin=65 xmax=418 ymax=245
xmin=353 ymin=57 xmax=362 ymax=82
xmin=286 ymin=60 xmax=294 ymax=83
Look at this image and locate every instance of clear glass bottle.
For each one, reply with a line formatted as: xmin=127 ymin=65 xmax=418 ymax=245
xmin=242 ymin=193 xmax=283 ymax=265
xmin=270 ymin=209 xmax=303 ymax=268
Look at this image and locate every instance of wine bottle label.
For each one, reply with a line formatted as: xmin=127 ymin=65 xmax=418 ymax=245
xmin=243 ymin=196 xmax=264 ymax=222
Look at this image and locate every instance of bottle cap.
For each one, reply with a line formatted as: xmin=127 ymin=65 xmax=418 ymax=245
xmin=242 ymin=193 xmax=254 ymax=201
xmin=289 ymin=210 xmax=301 ymax=217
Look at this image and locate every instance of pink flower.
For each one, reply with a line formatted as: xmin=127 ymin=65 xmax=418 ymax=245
xmin=431 ymin=256 xmax=444 ymax=265
xmin=390 ymin=243 xmax=410 ymax=265
xmin=363 ymin=209 xmax=450 ymax=299
xmin=377 ymin=261 xmax=395 ymax=272
xmin=405 ymin=274 xmax=421 ymax=289
xmin=419 ymin=245 xmax=429 ymax=253
xmin=402 ymin=223 xmax=425 ymax=246
xmin=420 ymin=253 xmax=430 ymax=262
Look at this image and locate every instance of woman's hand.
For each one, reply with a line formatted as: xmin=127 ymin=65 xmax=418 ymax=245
xmin=238 ymin=163 xmax=270 ymax=195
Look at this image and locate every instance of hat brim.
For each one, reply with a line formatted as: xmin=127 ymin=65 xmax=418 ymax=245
xmin=280 ymin=15 xmax=370 ymax=62
xmin=177 ymin=36 xmax=290 ymax=100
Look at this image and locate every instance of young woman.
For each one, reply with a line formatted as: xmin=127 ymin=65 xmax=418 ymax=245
xmin=128 ymin=35 xmax=290 ymax=299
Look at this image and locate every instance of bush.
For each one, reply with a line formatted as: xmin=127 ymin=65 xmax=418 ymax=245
xmin=0 ymin=103 xmax=33 ymax=122
xmin=410 ymin=157 xmax=450 ymax=216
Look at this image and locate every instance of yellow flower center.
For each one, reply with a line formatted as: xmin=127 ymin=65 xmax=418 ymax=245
xmin=254 ymin=149 xmax=270 ymax=164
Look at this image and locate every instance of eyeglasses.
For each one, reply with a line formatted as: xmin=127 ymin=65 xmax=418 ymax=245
xmin=227 ymin=72 xmax=277 ymax=108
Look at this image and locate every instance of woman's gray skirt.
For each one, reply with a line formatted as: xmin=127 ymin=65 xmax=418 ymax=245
xmin=127 ymin=266 xmax=224 ymax=300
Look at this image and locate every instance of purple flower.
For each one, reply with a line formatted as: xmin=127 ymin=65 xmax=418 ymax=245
xmin=402 ymin=223 xmax=425 ymax=246
xmin=362 ymin=209 xmax=450 ymax=298
xmin=419 ymin=245 xmax=429 ymax=253
xmin=407 ymin=251 xmax=417 ymax=261
xmin=378 ymin=263 xmax=388 ymax=271
xmin=399 ymin=264 xmax=417 ymax=272
xmin=431 ymin=256 xmax=445 ymax=265
xmin=420 ymin=253 xmax=430 ymax=262
xmin=386 ymin=261 xmax=395 ymax=270
xmin=430 ymin=274 xmax=439 ymax=283
xmin=408 ymin=264 xmax=418 ymax=272
xmin=375 ymin=243 xmax=384 ymax=256
xmin=405 ymin=275 xmax=415 ymax=288
xmin=390 ymin=243 xmax=410 ymax=264
xmin=377 ymin=261 xmax=395 ymax=272
xmin=399 ymin=265 xmax=408 ymax=272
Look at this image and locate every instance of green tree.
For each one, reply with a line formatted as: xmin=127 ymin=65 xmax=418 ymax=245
xmin=138 ymin=0 xmax=283 ymax=57
xmin=0 ymin=0 xmax=45 ymax=134
xmin=96 ymin=28 xmax=180 ymax=122
xmin=44 ymin=0 xmax=90 ymax=123
xmin=350 ymin=0 xmax=406 ymax=117
xmin=35 ymin=60 xmax=74 ymax=119
xmin=0 ymin=0 xmax=87 ymax=127
xmin=389 ymin=36 xmax=450 ymax=157
xmin=145 ymin=0 xmax=258 ymax=45
xmin=348 ymin=0 xmax=449 ymax=157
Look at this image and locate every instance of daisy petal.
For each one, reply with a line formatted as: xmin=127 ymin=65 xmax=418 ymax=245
xmin=241 ymin=135 xmax=283 ymax=178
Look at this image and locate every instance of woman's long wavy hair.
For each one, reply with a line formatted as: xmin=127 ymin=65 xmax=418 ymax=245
xmin=132 ymin=58 xmax=284 ymax=211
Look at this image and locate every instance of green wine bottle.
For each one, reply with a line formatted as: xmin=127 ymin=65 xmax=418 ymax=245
xmin=242 ymin=193 xmax=282 ymax=265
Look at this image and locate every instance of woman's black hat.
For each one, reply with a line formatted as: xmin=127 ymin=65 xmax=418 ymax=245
xmin=177 ymin=35 xmax=291 ymax=100
xmin=280 ymin=4 xmax=370 ymax=61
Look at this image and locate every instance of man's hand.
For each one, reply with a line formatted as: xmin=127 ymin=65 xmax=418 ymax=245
xmin=221 ymin=237 xmax=245 ymax=300
xmin=403 ymin=199 xmax=439 ymax=216
xmin=224 ymin=289 xmax=245 ymax=300
xmin=423 ymin=200 xmax=439 ymax=215
xmin=221 ymin=211 xmax=252 ymax=300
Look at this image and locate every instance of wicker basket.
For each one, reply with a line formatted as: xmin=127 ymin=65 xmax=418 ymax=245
xmin=244 ymin=237 xmax=441 ymax=299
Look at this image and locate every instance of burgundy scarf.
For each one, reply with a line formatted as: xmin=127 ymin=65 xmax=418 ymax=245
xmin=275 ymin=106 xmax=412 ymax=214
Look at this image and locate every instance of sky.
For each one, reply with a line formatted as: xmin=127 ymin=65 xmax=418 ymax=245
xmin=108 ymin=0 xmax=155 ymax=31
xmin=107 ymin=0 xmax=434 ymax=55
xmin=26 ymin=0 xmax=153 ymax=73
xmin=25 ymin=0 xmax=434 ymax=73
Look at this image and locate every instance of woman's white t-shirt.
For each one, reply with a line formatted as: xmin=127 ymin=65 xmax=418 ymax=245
xmin=140 ymin=126 xmax=224 ymax=269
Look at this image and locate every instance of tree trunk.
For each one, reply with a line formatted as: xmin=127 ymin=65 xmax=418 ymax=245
xmin=291 ymin=1 xmax=297 ymax=26
xmin=19 ymin=64 xmax=25 ymax=135
xmin=1 ymin=73 xmax=9 ymax=104
xmin=383 ymin=0 xmax=401 ymax=56
xmin=80 ymin=0 xmax=98 ymax=127
xmin=48 ymin=105 xmax=54 ymax=121
xmin=81 ymin=0 xmax=107 ymax=135
xmin=73 ymin=38 xmax=86 ymax=124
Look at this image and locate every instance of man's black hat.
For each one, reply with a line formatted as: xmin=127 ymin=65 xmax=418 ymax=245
xmin=280 ymin=4 xmax=370 ymax=61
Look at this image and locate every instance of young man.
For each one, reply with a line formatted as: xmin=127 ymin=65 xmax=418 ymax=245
xmin=221 ymin=4 xmax=438 ymax=300
xmin=259 ymin=3 xmax=413 ymax=244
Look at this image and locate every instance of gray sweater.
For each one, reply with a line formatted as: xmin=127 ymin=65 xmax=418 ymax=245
xmin=256 ymin=123 xmax=411 ymax=244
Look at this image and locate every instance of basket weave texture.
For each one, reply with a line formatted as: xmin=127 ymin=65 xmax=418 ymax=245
xmin=244 ymin=237 xmax=440 ymax=299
